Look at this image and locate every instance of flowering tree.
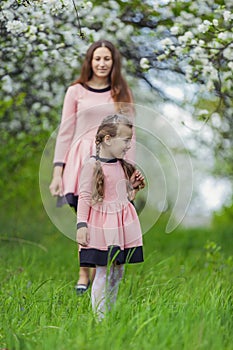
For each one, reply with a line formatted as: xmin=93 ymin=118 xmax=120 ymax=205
xmin=0 ymin=0 xmax=232 ymax=177
xmin=154 ymin=0 xmax=233 ymax=178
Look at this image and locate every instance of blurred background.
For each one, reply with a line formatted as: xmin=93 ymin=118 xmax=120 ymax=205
xmin=0 ymin=0 xmax=232 ymax=239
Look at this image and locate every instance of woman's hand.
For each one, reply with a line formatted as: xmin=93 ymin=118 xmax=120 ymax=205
xmin=76 ymin=227 xmax=90 ymax=247
xmin=49 ymin=176 xmax=63 ymax=196
xmin=49 ymin=165 xmax=63 ymax=196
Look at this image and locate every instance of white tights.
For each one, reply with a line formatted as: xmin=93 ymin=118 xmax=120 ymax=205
xmin=91 ymin=264 xmax=124 ymax=320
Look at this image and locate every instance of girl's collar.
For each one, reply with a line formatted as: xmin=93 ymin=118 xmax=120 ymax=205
xmin=81 ymin=83 xmax=111 ymax=93
xmin=92 ymin=156 xmax=118 ymax=163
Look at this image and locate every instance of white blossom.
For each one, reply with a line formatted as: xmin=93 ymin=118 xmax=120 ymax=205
xmin=211 ymin=113 xmax=221 ymax=128
xmin=203 ymin=20 xmax=211 ymax=26
xmin=197 ymin=109 xmax=209 ymax=116
xmin=1 ymin=0 xmax=233 ymax=141
xmin=198 ymin=22 xmax=209 ymax=33
xmin=160 ymin=37 xmax=173 ymax=48
xmin=175 ymin=46 xmax=183 ymax=56
xmin=218 ymin=32 xmax=228 ymax=40
xmin=2 ymin=75 xmax=13 ymax=93
xmin=185 ymin=66 xmax=194 ymax=82
xmin=190 ymin=39 xmax=197 ymax=45
xmin=6 ymin=20 xmax=27 ymax=34
xmin=140 ymin=58 xmax=150 ymax=69
xmin=228 ymin=62 xmax=233 ymax=70
xmin=223 ymin=10 xmax=232 ymax=21
xmin=178 ymin=31 xmax=193 ymax=44
xmin=170 ymin=26 xmax=179 ymax=35
xmin=223 ymin=47 xmax=233 ymax=60
xmin=9 ymin=120 xmax=22 ymax=131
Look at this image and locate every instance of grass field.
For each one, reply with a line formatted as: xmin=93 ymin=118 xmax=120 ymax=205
xmin=0 ymin=208 xmax=232 ymax=350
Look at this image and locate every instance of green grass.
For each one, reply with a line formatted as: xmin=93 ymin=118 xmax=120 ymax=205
xmin=0 ymin=211 xmax=233 ymax=350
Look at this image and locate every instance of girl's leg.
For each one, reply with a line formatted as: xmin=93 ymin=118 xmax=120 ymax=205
xmin=107 ymin=264 xmax=124 ymax=308
xmin=91 ymin=264 xmax=124 ymax=320
xmin=91 ymin=266 xmax=107 ymax=320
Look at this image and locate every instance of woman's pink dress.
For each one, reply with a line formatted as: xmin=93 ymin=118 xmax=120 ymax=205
xmin=77 ymin=156 xmax=143 ymax=266
xmin=53 ymin=83 xmax=134 ymax=208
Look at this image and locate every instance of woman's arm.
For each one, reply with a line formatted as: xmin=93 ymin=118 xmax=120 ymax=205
xmin=49 ymin=86 xmax=78 ymax=196
xmin=53 ymin=85 xmax=78 ymax=164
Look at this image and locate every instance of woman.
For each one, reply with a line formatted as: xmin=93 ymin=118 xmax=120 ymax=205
xmin=49 ymin=40 xmax=134 ymax=294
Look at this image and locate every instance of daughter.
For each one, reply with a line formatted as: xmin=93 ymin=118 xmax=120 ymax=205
xmin=76 ymin=114 xmax=145 ymax=319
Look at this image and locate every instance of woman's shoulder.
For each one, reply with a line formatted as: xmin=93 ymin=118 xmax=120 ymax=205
xmin=64 ymin=83 xmax=87 ymax=101
xmin=66 ymin=83 xmax=85 ymax=93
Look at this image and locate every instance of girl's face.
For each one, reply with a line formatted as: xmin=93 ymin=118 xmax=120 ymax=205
xmin=91 ymin=47 xmax=113 ymax=80
xmin=105 ymin=124 xmax=132 ymax=159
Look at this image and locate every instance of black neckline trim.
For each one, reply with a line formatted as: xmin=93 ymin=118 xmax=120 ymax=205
xmin=81 ymin=83 xmax=111 ymax=93
xmin=91 ymin=156 xmax=118 ymax=163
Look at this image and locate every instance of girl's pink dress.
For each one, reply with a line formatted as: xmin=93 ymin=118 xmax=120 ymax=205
xmin=77 ymin=156 xmax=143 ymax=266
xmin=53 ymin=83 xmax=134 ymax=208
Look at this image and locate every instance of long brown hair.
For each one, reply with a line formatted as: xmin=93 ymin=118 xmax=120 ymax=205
xmin=92 ymin=114 xmax=136 ymax=203
xmin=72 ymin=40 xmax=133 ymax=106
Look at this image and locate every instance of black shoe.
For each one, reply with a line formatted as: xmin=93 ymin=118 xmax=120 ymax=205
xmin=75 ymin=280 xmax=90 ymax=295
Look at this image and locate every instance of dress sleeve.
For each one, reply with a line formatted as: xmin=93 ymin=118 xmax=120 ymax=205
xmin=77 ymin=159 xmax=95 ymax=225
xmin=53 ymin=86 xmax=78 ymax=164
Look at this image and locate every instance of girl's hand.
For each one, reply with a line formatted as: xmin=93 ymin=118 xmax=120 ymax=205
xmin=130 ymin=170 xmax=145 ymax=190
xmin=76 ymin=227 xmax=89 ymax=247
xmin=49 ymin=175 xmax=63 ymax=196
xmin=128 ymin=170 xmax=145 ymax=201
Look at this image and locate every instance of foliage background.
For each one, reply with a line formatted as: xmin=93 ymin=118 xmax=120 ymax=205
xmin=0 ymin=1 xmax=233 ymax=348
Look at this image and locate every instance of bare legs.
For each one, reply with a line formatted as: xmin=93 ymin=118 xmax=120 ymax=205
xmin=76 ymin=267 xmax=96 ymax=293
xmin=91 ymin=264 xmax=124 ymax=320
xmin=77 ymin=266 xmax=90 ymax=285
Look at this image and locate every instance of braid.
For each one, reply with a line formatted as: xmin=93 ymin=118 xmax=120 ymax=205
xmin=92 ymin=140 xmax=104 ymax=203
xmin=119 ymin=158 xmax=135 ymax=178
xmin=119 ymin=159 xmax=136 ymax=195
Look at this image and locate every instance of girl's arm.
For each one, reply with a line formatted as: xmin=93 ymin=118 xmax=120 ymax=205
xmin=76 ymin=159 xmax=95 ymax=244
xmin=76 ymin=226 xmax=90 ymax=247
xmin=129 ymin=169 xmax=145 ymax=201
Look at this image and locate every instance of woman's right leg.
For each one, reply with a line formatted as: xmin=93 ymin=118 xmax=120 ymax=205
xmin=77 ymin=266 xmax=96 ymax=284
xmin=76 ymin=267 xmax=96 ymax=294
xmin=77 ymin=266 xmax=90 ymax=285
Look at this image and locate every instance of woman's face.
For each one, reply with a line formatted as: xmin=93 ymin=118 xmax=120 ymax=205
xmin=91 ymin=47 xmax=113 ymax=80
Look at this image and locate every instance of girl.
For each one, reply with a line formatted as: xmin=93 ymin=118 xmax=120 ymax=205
xmin=49 ymin=40 xmax=135 ymax=294
xmin=77 ymin=114 xmax=145 ymax=320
